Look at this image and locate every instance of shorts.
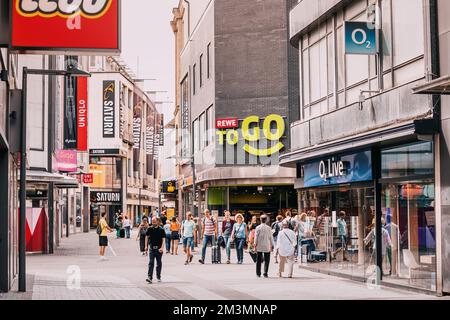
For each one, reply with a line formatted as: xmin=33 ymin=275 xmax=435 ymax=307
xmin=183 ymin=236 xmax=194 ymax=248
xmin=99 ymin=236 xmax=108 ymax=247
xmin=171 ymin=231 xmax=180 ymax=240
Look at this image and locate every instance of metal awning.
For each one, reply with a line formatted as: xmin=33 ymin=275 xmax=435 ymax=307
xmin=412 ymin=75 xmax=450 ymax=95
xmin=26 ymin=170 xmax=79 ymax=189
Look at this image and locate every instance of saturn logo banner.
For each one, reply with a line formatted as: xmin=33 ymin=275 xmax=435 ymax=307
xmin=11 ymin=0 xmax=120 ymax=52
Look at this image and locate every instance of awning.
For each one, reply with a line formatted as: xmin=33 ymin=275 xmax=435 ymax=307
xmin=412 ymin=75 xmax=450 ymax=95
xmin=26 ymin=170 xmax=79 ymax=189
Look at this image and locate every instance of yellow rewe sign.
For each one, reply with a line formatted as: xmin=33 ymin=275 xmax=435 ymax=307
xmin=216 ymin=114 xmax=285 ymax=156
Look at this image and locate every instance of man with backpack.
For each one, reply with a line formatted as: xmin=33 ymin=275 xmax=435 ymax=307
xmin=198 ymin=209 xmax=218 ymax=264
xmin=271 ymin=215 xmax=284 ymax=264
xmin=97 ymin=212 xmax=114 ymax=261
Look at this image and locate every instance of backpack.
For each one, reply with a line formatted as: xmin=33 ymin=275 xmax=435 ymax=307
xmin=96 ymin=224 xmax=102 ymax=235
xmin=272 ymin=221 xmax=281 ymax=237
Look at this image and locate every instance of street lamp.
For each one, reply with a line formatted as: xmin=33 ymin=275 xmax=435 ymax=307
xmin=18 ymin=66 xmax=90 ymax=293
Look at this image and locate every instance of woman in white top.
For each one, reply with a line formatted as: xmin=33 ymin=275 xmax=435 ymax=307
xmin=123 ymin=216 xmax=132 ymax=239
xmin=276 ymin=220 xmax=297 ymax=278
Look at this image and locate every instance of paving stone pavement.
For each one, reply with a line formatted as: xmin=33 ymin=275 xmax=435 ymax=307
xmin=0 ymin=231 xmax=446 ymax=300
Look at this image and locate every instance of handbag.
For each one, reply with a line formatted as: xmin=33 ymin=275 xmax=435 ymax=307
xmin=249 ymin=250 xmax=257 ymax=263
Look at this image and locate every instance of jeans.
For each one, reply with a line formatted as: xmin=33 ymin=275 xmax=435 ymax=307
xmin=256 ymin=252 xmax=271 ymax=277
xmin=165 ymin=234 xmax=171 ymax=252
xmin=125 ymin=226 xmax=131 ymax=239
xmin=183 ymin=236 xmax=194 ymax=248
xmin=235 ymin=238 xmax=246 ymax=262
xmin=148 ymin=249 xmax=162 ymax=280
xmin=201 ymin=235 xmax=215 ymax=261
xmin=223 ymin=235 xmax=232 ymax=260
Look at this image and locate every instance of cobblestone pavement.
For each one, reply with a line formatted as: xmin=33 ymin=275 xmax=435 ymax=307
xmin=0 ymin=231 xmax=445 ymax=300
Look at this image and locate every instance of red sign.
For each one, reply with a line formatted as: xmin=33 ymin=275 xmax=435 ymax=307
xmin=83 ymin=173 xmax=93 ymax=184
xmin=77 ymin=77 xmax=88 ymax=151
xmin=55 ymin=150 xmax=77 ymax=172
xmin=11 ymin=0 xmax=120 ymax=53
xmin=216 ymin=118 xmax=238 ymax=129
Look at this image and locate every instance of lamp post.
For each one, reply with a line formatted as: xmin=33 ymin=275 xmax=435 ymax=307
xmin=18 ymin=66 xmax=90 ymax=293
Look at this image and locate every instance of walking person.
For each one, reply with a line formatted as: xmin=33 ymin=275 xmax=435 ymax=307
xmin=254 ymin=215 xmax=275 ymax=278
xmin=145 ymin=217 xmax=166 ymax=284
xmin=271 ymin=215 xmax=284 ymax=264
xmin=221 ymin=210 xmax=235 ymax=264
xmin=231 ymin=214 xmax=248 ymax=264
xmin=198 ymin=209 xmax=218 ymax=264
xmin=163 ymin=220 xmax=172 ymax=254
xmin=277 ymin=220 xmax=296 ymax=278
xmin=181 ymin=212 xmax=196 ymax=265
xmin=170 ymin=217 xmax=181 ymax=255
xmin=136 ymin=217 xmax=149 ymax=256
xmin=123 ymin=216 xmax=132 ymax=239
xmin=98 ymin=211 xmax=114 ymax=261
xmin=115 ymin=215 xmax=123 ymax=239
xmin=332 ymin=211 xmax=348 ymax=261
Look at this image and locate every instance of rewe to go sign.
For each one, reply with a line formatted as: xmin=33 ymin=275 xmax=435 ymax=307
xmin=216 ymin=114 xmax=285 ymax=157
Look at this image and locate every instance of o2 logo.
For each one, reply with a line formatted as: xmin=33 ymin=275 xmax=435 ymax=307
xmin=216 ymin=114 xmax=286 ymax=157
xmin=345 ymin=21 xmax=377 ymax=55
xmin=17 ymin=0 xmax=113 ymax=18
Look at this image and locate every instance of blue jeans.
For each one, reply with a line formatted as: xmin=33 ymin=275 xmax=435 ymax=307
xmin=235 ymin=238 xmax=246 ymax=263
xmin=183 ymin=236 xmax=194 ymax=248
xmin=125 ymin=226 xmax=131 ymax=239
xmin=165 ymin=234 xmax=171 ymax=252
xmin=223 ymin=235 xmax=232 ymax=260
xmin=201 ymin=235 xmax=215 ymax=261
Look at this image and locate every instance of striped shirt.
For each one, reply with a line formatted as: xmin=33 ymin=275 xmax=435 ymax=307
xmin=203 ymin=217 xmax=216 ymax=236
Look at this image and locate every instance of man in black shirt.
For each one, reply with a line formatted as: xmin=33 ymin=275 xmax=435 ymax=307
xmin=145 ymin=217 xmax=166 ymax=283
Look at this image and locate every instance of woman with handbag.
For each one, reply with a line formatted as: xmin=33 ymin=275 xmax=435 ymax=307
xmin=231 ymin=214 xmax=248 ymax=264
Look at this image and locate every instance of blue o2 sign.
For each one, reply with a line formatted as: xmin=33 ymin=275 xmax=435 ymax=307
xmin=344 ymin=21 xmax=377 ymax=55
xmin=302 ymin=150 xmax=373 ymax=188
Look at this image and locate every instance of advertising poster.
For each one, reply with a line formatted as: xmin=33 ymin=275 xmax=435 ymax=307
xmin=103 ymin=80 xmax=115 ymax=138
xmin=64 ymin=75 xmax=77 ymax=149
xmin=145 ymin=104 xmax=155 ymax=175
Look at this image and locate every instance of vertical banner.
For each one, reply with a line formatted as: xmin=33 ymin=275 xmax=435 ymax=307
xmin=133 ymin=93 xmax=142 ymax=171
xmin=145 ymin=104 xmax=155 ymax=175
xmin=77 ymin=77 xmax=88 ymax=151
xmin=64 ymin=76 xmax=77 ymax=149
xmin=159 ymin=114 xmax=165 ymax=146
xmin=103 ymin=80 xmax=115 ymax=138
xmin=154 ymin=113 xmax=161 ymax=161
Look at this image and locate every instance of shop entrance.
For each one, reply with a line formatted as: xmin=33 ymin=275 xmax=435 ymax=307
xmin=90 ymin=204 xmax=122 ymax=228
xmin=299 ymin=184 xmax=376 ymax=279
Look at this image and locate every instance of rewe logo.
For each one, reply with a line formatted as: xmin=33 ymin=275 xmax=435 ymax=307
xmin=17 ymin=0 xmax=112 ymax=18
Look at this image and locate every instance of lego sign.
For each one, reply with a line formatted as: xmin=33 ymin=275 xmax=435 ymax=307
xmin=11 ymin=0 xmax=121 ymax=53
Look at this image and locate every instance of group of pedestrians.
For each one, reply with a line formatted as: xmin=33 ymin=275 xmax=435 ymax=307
xmin=114 ymin=212 xmax=132 ymax=239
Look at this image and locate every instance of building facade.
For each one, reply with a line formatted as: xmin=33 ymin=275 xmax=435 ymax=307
xmin=281 ymin=0 xmax=449 ymax=295
xmin=173 ymin=0 xmax=299 ymax=220
xmin=87 ymin=57 xmax=161 ymax=228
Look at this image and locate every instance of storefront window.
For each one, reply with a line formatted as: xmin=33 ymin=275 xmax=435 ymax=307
xmin=299 ymin=185 xmax=375 ymax=280
xmin=381 ymin=141 xmax=434 ymax=179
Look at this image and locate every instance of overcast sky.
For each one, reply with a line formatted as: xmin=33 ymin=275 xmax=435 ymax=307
xmin=121 ymin=0 xmax=179 ymax=123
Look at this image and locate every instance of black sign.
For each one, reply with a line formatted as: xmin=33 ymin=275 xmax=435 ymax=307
xmin=64 ymin=73 xmax=78 ymax=149
xmin=103 ymin=80 xmax=115 ymax=138
xmin=89 ymin=149 xmax=121 ymax=156
xmin=27 ymin=189 xmax=48 ymax=199
xmin=90 ymin=191 xmax=121 ymax=204
xmin=162 ymin=181 xmax=177 ymax=194
xmin=159 ymin=114 xmax=164 ymax=146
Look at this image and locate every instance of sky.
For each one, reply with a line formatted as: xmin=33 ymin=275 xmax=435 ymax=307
xmin=121 ymin=0 xmax=180 ymax=123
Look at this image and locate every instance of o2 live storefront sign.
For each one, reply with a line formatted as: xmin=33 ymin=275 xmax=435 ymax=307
xmin=302 ymin=150 xmax=373 ymax=188
xmin=10 ymin=0 xmax=121 ymax=53
xmin=216 ymin=115 xmax=286 ymax=164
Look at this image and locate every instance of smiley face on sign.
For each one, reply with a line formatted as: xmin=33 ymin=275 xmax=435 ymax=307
xmin=216 ymin=114 xmax=285 ymax=157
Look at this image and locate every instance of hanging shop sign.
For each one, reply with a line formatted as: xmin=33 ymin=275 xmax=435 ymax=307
xmin=56 ymin=150 xmax=78 ymax=173
xmin=344 ymin=21 xmax=377 ymax=55
xmin=302 ymin=150 xmax=373 ymax=188
xmin=158 ymin=114 xmax=164 ymax=146
xmin=82 ymin=173 xmax=93 ymax=184
xmin=216 ymin=114 xmax=286 ymax=157
xmin=162 ymin=181 xmax=177 ymax=194
xmin=133 ymin=102 xmax=142 ymax=149
xmin=10 ymin=0 xmax=121 ymax=53
xmin=145 ymin=105 xmax=155 ymax=175
xmin=77 ymin=77 xmax=88 ymax=151
xmin=89 ymin=149 xmax=120 ymax=156
xmin=90 ymin=191 xmax=121 ymax=204
xmin=64 ymin=75 xmax=77 ymax=149
xmin=103 ymin=80 xmax=115 ymax=138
